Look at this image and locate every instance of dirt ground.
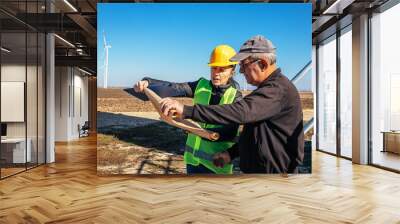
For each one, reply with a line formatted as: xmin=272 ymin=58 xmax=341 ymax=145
xmin=97 ymin=87 xmax=314 ymax=175
xmin=97 ymin=88 xmax=193 ymax=112
xmin=97 ymin=122 xmax=187 ymax=175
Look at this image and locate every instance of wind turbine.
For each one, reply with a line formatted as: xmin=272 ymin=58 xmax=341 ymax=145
xmin=103 ymin=31 xmax=111 ymax=88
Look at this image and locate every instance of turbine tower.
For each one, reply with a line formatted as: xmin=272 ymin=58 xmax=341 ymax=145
xmin=103 ymin=31 xmax=111 ymax=88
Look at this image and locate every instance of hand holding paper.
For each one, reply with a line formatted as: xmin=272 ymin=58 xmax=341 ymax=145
xmin=160 ymin=98 xmax=184 ymax=118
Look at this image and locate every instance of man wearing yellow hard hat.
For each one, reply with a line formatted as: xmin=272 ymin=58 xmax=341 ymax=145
xmin=134 ymin=45 xmax=242 ymax=174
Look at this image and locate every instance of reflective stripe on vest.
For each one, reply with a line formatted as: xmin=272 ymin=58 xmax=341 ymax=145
xmin=185 ymin=145 xmax=214 ymax=162
xmin=184 ymin=78 xmax=238 ymax=174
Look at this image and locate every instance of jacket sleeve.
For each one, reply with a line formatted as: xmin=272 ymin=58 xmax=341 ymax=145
xmin=182 ymin=83 xmax=284 ymax=125
xmin=205 ymin=124 xmax=239 ymax=142
xmin=142 ymin=77 xmax=198 ymax=98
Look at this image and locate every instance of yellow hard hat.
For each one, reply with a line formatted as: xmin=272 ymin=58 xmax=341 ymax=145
xmin=208 ymin=45 xmax=238 ymax=67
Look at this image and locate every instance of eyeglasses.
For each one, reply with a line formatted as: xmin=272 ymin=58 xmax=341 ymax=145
xmin=239 ymin=59 xmax=260 ymax=74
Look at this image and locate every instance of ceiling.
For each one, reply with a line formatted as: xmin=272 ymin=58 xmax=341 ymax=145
xmin=0 ymin=0 xmax=395 ymax=75
xmin=0 ymin=0 xmax=97 ymax=74
xmin=311 ymin=0 xmax=390 ymax=43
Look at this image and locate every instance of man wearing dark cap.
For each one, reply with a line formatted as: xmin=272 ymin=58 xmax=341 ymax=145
xmin=160 ymin=35 xmax=304 ymax=174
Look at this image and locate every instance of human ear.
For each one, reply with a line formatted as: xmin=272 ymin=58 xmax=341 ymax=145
xmin=258 ymin=60 xmax=267 ymax=71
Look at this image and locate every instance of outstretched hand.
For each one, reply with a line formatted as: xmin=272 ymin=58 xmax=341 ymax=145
xmin=133 ymin=80 xmax=149 ymax=93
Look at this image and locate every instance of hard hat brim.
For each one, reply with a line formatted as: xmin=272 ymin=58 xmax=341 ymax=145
xmin=208 ymin=61 xmax=238 ymax=67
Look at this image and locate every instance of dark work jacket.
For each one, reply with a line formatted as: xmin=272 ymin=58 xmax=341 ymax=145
xmin=182 ymin=69 xmax=304 ymax=173
xmin=142 ymin=77 xmax=243 ymax=141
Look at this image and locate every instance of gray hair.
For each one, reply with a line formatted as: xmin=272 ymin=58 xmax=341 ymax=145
xmin=248 ymin=52 xmax=277 ymax=65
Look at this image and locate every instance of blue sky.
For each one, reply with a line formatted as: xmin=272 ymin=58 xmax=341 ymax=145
xmin=97 ymin=3 xmax=311 ymax=89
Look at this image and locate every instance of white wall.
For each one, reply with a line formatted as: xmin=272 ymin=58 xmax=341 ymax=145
xmin=1 ymin=64 xmax=26 ymax=139
xmin=55 ymin=66 xmax=69 ymax=141
xmin=54 ymin=67 xmax=89 ymax=141
xmin=72 ymin=72 xmax=89 ymax=138
xmin=1 ymin=63 xmax=46 ymax=164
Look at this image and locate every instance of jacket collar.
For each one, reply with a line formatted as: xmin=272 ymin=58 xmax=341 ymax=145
xmin=259 ymin=68 xmax=281 ymax=87
xmin=211 ymin=79 xmax=235 ymax=93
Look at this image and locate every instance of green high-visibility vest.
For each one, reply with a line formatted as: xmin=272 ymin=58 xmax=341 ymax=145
xmin=184 ymin=78 xmax=239 ymax=174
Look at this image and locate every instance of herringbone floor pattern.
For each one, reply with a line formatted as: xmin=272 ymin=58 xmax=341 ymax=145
xmin=1 ymin=135 xmax=400 ymax=223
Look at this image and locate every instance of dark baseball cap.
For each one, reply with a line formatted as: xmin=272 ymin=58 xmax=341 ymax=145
xmin=230 ymin=35 xmax=276 ymax=62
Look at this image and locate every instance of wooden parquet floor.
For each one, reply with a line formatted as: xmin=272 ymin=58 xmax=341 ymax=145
xmin=1 ymin=135 xmax=400 ymax=223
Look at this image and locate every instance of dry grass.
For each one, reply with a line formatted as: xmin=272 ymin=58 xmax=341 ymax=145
xmin=97 ymin=134 xmax=130 ymax=173
xmin=97 ymin=149 xmax=128 ymax=173
xmin=97 ymin=122 xmax=187 ymax=175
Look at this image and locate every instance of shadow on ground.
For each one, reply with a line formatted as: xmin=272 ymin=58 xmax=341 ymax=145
xmin=98 ymin=119 xmax=187 ymax=155
xmin=97 ymin=111 xmax=160 ymax=128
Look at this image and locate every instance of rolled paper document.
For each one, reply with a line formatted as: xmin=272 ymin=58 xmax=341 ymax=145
xmin=143 ymin=87 xmax=220 ymax=141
